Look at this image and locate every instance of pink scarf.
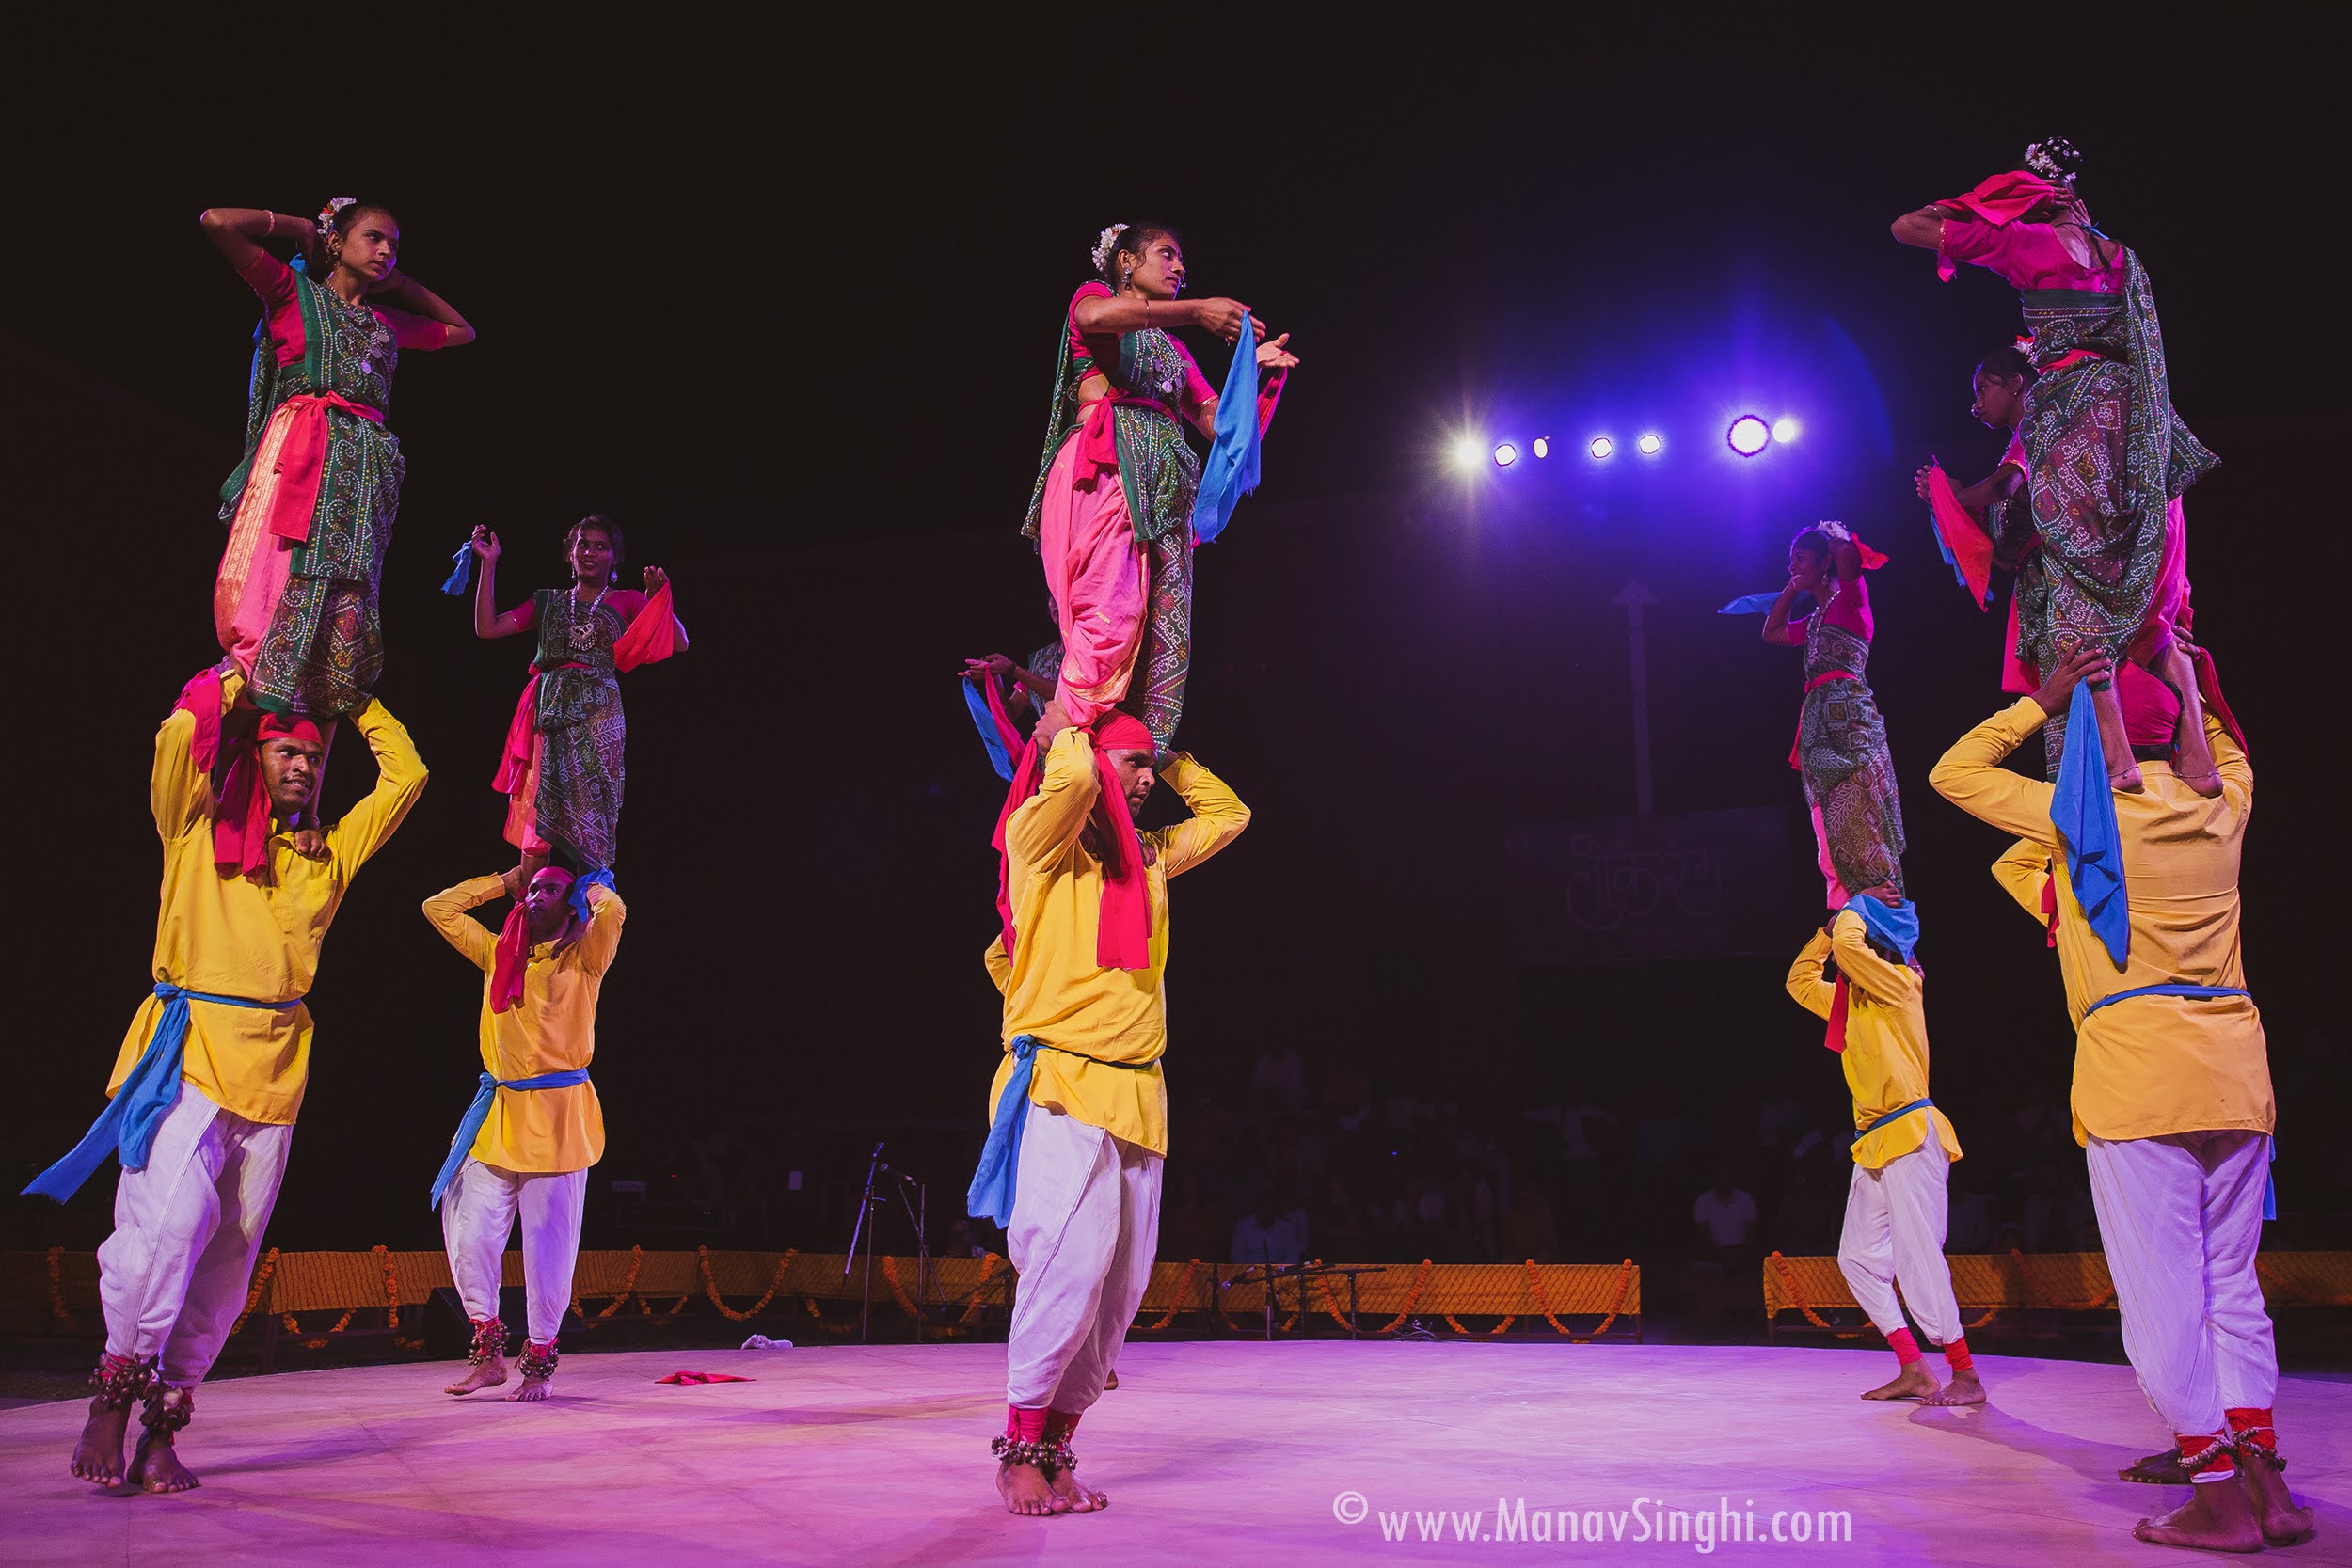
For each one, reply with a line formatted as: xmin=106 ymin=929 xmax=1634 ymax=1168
xmin=174 ymin=670 xmax=324 ymax=879
xmin=491 ymin=866 xmax=577 ymax=1014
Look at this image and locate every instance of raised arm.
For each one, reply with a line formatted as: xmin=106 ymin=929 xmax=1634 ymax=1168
xmin=1146 ymin=753 xmax=1251 ymax=878
xmin=469 ymin=528 xmax=534 ymax=639
xmin=1990 ymin=838 xmax=2055 ymax=925
xmin=1760 ymin=578 xmax=1807 ymax=646
xmin=326 ymin=697 xmax=430 ymax=874
xmin=199 ymin=207 xmax=315 ymax=273
xmin=2151 ymin=635 xmax=2220 ymax=797
xmin=1930 ymin=648 xmax=2107 ymax=839
xmin=1006 ymin=727 xmax=1102 ymax=865
xmin=1890 ymin=203 xmax=1954 ymax=251
xmin=1828 ymin=910 xmax=1921 ymax=1008
xmin=370 ymin=276 xmax=476 ymax=348
xmin=567 ymin=887 xmax=628 ymax=978
xmin=422 ymin=874 xmax=505 ymax=972
xmin=151 ymin=669 xmax=238 ymax=841
xmin=1784 ymin=927 xmax=1836 ymax=1021
xmin=1073 ymin=293 xmax=1261 ymax=345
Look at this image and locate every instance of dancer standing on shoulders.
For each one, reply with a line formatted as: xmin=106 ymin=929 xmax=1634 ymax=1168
xmin=26 ymin=666 xmax=426 ymax=1492
xmin=1025 ymin=223 xmax=1298 ymax=751
xmin=1931 ymin=639 xmax=2308 ymax=1553
xmin=1785 ymin=891 xmax=1979 ymax=1406
xmin=1894 ymin=140 xmax=2212 ymax=787
xmin=203 ymin=198 xmax=474 ymax=718
xmin=965 ymin=708 xmax=1248 ymax=1515
xmin=1762 ymin=522 xmax=1905 ymax=909
xmin=424 ymin=863 xmax=626 ymax=1402
xmin=471 ymin=516 xmax=684 ymax=874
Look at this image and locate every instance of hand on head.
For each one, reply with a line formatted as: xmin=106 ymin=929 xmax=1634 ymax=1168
xmin=2031 ymin=646 xmax=2111 ymax=716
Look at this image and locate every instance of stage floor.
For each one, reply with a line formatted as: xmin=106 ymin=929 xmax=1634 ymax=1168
xmin=3 ymin=1341 xmax=2345 ymax=1565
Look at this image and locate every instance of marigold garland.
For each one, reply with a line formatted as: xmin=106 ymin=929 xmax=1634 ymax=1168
xmin=959 ymin=1252 xmax=1005 ymax=1325
xmin=571 ymin=1244 xmax=647 ymax=1320
xmin=1375 ymin=1259 xmax=1436 ymax=1335
xmin=1767 ymin=1251 xmax=1867 ymax=1338
xmin=230 ymin=1247 xmax=282 ymax=1338
xmin=695 ymin=1245 xmax=796 ymax=1321
xmin=1133 ymin=1259 xmax=1205 ymax=1332
xmin=44 ymin=1246 xmax=79 ymax=1333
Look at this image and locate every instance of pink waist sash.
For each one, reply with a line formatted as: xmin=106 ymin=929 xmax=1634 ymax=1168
xmin=1073 ymin=394 xmax=1176 ymax=476
xmin=266 ymin=392 xmax=388 ymax=544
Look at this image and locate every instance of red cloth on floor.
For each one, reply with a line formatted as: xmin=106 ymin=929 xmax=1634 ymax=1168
xmin=656 ymin=1370 xmax=753 ymax=1384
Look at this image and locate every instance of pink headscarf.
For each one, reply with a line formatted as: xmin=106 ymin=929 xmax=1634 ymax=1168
xmin=491 ymin=866 xmax=577 ymax=1014
xmin=175 ymin=669 xmax=325 ymax=879
xmin=985 ymin=698 xmax=1158 ymax=972
xmin=2115 ymin=663 xmax=2182 ymax=750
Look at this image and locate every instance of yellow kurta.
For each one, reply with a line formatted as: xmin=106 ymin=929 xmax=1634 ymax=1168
xmin=983 ymin=732 xmax=1249 ymax=1157
xmin=1930 ymin=697 xmax=2272 ymax=1147
xmin=1786 ymin=913 xmax=1963 ymax=1170
xmin=421 ymin=875 xmax=624 ymax=1174
xmin=104 ymin=673 xmax=428 ymax=1126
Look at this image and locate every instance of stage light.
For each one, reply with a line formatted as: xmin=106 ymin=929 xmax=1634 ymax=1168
xmin=1532 ymin=437 xmax=1549 ymax=459
xmin=1772 ymin=416 xmax=1801 ymax=443
xmin=1493 ymin=441 xmax=1518 ymax=467
xmin=1453 ymin=435 xmax=1484 ymax=470
xmin=1588 ymin=436 xmax=1614 ymax=460
xmin=1637 ymin=432 xmax=1663 ymax=455
xmin=1725 ymin=415 xmax=1772 ymax=456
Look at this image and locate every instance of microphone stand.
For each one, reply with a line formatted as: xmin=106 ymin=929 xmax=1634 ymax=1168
xmin=845 ymin=1142 xmax=885 ymax=1343
xmin=894 ymin=1174 xmax=932 ymax=1335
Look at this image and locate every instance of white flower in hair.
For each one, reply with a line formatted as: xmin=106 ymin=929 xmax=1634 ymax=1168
xmin=316 ymin=196 xmax=357 ymax=238
xmin=1090 ymin=223 xmax=1130 ymax=274
xmin=1816 ymin=520 xmax=1853 ymax=543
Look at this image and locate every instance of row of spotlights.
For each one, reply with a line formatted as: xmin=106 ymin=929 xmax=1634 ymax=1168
xmin=1478 ymin=415 xmax=1800 ymax=467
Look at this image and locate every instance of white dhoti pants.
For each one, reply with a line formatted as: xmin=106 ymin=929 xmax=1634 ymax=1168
xmin=438 ymin=1157 xmax=589 ymax=1345
xmin=98 ymin=1085 xmax=294 ymax=1388
xmin=1836 ymin=1142 xmax=1963 ymax=1347
xmin=2085 ymin=1129 xmax=2276 ymax=1437
xmin=1004 ymin=1101 xmax=1163 ymax=1412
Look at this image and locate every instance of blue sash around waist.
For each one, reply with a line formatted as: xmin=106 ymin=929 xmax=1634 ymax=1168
xmin=2083 ymin=983 xmax=2250 ymax=1018
xmin=24 ymin=983 xmax=304 ymax=1203
xmin=429 ymin=1068 xmax=593 ymax=1210
xmin=1851 ymin=1097 xmax=1935 ymax=1148
xmin=965 ymin=1036 xmax=1158 ymax=1228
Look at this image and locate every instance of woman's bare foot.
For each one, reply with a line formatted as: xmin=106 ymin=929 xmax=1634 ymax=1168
xmin=445 ymin=1355 xmax=508 ymax=1396
xmin=507 ymin=1371 xmax=553 ymax=1402
xmin=2237 ymin=1449 xmax=2316 ymax=1546
xmin=1921 ymin=1370 xmax=1985 ymax=1406
xmin=997 ymin=1461 xmax=1065 ymax=1516
xmin=70 ymin=1397 xmax=132 ymax=1485
xmin=2134 ymin=1474 xmax=2265 ymax=1552
xmin=2179 ymin=769 xmax=2224 ymax=798
xmin=1861 ymin=1363 xmax=1942 ymax=1401
xmin=1049 ymin=1467 xmax=1108 ymax=1512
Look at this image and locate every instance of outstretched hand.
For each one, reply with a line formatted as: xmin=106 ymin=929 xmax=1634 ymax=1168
xmin=2031 ymin=647 xmax=2110 ymax=717
xmin=1192 ymin=297 xmax=1261 ymax=345
xmin=1255 ymin=332 xmax=1299 ymax=372
xmin=963 ymin=654 xmax=1015 ymax=684
xmin=642 ymin=565 xmax=669 ymax=595
xmin=469 ymin=525 xmax=501 ymax=562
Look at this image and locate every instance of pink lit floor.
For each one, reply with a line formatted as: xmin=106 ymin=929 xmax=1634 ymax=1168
xmin=3 ymin=1341 xmax=2347 ymax=1565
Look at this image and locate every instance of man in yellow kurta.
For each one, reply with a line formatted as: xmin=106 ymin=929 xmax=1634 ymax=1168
xmin=424 ymin=866 xmax=625 ymax=1402
xmin=966 ymin=711 xmax=1248 ymax=1517
xmin=1786 ymin=897 xmax=1980 ymax=1405
xmin=1931 ymin=641 xmax=2310 ymax=1553
xmin=36 ymin=668 xmax=425 ymax=1493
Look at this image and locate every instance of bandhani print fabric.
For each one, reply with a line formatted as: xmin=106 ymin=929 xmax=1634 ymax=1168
xmin=1797 ymin=610 xmax=1907 ymax=900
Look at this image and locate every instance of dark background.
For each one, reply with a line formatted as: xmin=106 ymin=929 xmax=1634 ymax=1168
xmin=4 ymin=22 xmax=2344 ymax=1277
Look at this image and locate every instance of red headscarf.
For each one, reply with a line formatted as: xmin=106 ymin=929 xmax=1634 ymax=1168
xmin=2115 ymin=662 xmax=2182 ymax=750
xmin=988 ymin=706 xmax=1158 ymax=972
xmin=491 ymin=866 xmax=577 ymax=1013
xmin=176 ymin=670 xmax=326 ymax=879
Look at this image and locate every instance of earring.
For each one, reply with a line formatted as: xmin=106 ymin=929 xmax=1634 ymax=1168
xmin=1120 ymin=269 xmax=1132 ymax=289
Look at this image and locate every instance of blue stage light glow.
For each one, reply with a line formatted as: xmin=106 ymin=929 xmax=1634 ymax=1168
xmin=1637 ymin=432 xmax=1663 ymax=455
xmin=1725 ymin=415 xmax=1771 ymax=456
xmin=1588 ymin=436 xmax=1614 ymax=460
xmin=1532 ymin=437 xmax=1549 ymax=459
xmin=1493 ymin=441 xmax=1518 ymax=467
xmin=1772 ymin=416 xmax=1801 ymax=443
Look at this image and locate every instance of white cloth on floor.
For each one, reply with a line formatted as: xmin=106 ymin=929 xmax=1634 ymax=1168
xmin=2086 ymin=1129 xmax=2276 ymax=1437
xmin=438 ymin=1157 xmax=588 ymax=1345
xmin=1004 ymin=1099 xmax=1163 ymax=1412
xmin=97 ymin=1084 xmax=293 ymax=1388
xmin=1836 ymin=1141 xmax=1963 ymax=1347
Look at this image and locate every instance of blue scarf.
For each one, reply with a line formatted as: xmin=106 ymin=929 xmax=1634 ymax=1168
xmin=1846 ymin=895 xmax=1920 ymax=963
xmin=439 ymin=540 xmax=475 ymax=596
xmin=24 ymin=985 xmax=303 ymax=1202
xmin=966 ymin=1036 xmax=1043 ymax=1227
xmin=429 ymin=1068 xmax=594 ymax=1209
xmin=1188 ymin=311 xmax=1262 ymax=546
xmin=566 ymin=867 xmax=617 ymax=927
xmin=2050 ymin=681 xmax=2129 ymax=967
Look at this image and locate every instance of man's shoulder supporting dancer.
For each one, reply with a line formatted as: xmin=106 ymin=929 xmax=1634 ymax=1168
xmin=971 ymin=713 xmax=1248 ymax=1516
xmin=38 ymin=669 xmax=426 ymax=1493
xmin=1931 ymin=647 xmax=2308 ymax=1551
xmin=425 ymin=865 xmax=626 ymax=1402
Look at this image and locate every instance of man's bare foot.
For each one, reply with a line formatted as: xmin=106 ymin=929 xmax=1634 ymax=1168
xmin=1049 ymin=1467 xmax=1107 ymax=1513
xmin=2134 ymin=1474 xmax=2264 ymax=1553
xmin=506 ymin=1341 xmax=557 ymax=1402
xmin=70 ymin=1396 xmax=132 ymax=1485
xmin=128 ymin=1388 xmax=199 ymax=1495
xmin=2238 ymin=1448 xmax=2317 ymax=1547
xmin=2121 ymin=1448 xmax=2190 ymax=1485
xmin=1921 ymin=1370 xmax=1985 ymax=1406
xmin=1861 ymin=1362 xmax=1941 ymax=1401
xmin=507 ymin=1372 xmax=552 ymax=1402
xmin=1104 ymin=1370 xmax=1119 ymax=1391
xmin=997 ymin=1461 xmax=1065 ymax=1516
xmin=445 ymin=1355 xmax=508 ymax=1396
